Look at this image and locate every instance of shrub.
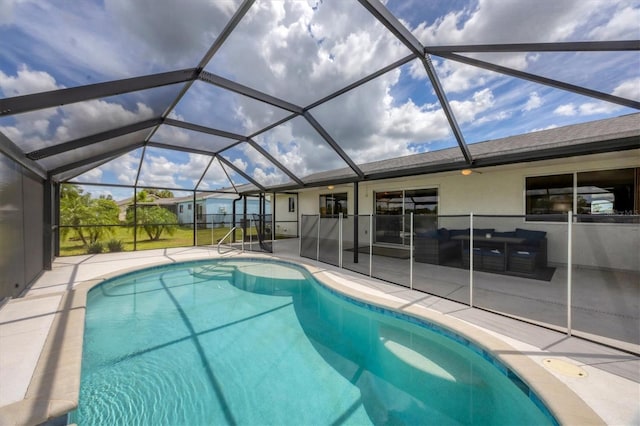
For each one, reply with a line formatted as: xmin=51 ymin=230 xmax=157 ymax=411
xmin=87 ymin=241 xmax=104 ymax=254
xmin=107 ymin=239 xmax=124 ymax=252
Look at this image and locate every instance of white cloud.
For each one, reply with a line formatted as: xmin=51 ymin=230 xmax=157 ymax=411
xmin=136 ymin=151 xmax=212 ymax=189
xmin=522 ymin=92 xmax=543 ymax=112
xmin=450 ymin=88 xmax=496 ymax=123
xmin=554 ymin=101 xmax=619 ymax=117
xmin=73 ymin=167 xmax=103 ymax=183
xmin=577 ymin=102 xmax=618 ymax=116
xmin=0 ymin=67 xmax=156 ymax=153
xmin=54 ymin=101 xmax=154 ymax=142
xmin=530 ymin=124 xmax=559 ymax=132
xmin=232 ymin=158 xmax=247 ymax=172
xmin=0 ymin=65 xmax=59 ymax=96
xmin=588 ymin=5 xmax=640 ymax=39
xmin=612 ymin=77 xmax=640 ymax=102
xmin=411 ymin=0 xmax=636 ymax=97
xmin=252 ymin=167 xmax=286 ymax=186
xmin=554 ymin=104 xmax=577 ymax=116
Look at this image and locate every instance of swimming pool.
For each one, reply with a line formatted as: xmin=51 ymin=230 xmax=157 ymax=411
xmin=71 ymin=258 xmax=556 ymax=425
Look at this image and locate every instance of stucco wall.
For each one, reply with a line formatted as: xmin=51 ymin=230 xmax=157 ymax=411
xmin=274 ymin=194 xmax=298 ymax=237
xmin=295 ymin=150 xmax=640 ymax=271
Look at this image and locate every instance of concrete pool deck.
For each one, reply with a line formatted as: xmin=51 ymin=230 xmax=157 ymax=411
xmin=0 ymin=243 xmax=638 ymax=425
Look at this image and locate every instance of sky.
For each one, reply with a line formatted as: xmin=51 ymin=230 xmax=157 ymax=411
xmin=0 ymin=0 xmax=638 ymax=199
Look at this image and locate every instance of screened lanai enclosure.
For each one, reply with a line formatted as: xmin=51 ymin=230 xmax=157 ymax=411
xmin=1 ymin=1 xmax=639 ymax=349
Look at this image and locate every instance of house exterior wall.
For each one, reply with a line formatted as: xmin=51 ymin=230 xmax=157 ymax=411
xmin=296 ymin=149 xmax=640 ymax=271
xmin=274 ymin=194 xmax=298 ymax=237
xmin=176 ymin=197 xmax=272 ymax=226
xmin=176 ymin=201 xmax=199 ymax=224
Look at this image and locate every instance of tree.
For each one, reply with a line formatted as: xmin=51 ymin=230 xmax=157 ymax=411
xmin=147 ymin=189 xmax=174 ymax=198
xmin=60 ymin=184 xmax=119 ymax=245
xmin=127 ymin=205 xmax=178 ymax=241
xmin=136 ymin=189 xmax=174 ymax=202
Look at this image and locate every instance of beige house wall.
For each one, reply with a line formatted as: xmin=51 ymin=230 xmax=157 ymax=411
xmin=294 ymin=149 xmax=640 ymax=271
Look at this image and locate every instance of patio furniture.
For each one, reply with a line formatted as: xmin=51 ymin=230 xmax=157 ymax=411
xmin=462 ymin=247 xmax=482 ymax=268
xmin=451 ymin=234 xmax=527 ymax=271
xmin=414 ymin=228 xmax=459 ymax=265
xmin=509 ymin=250 xmax=538 ymax=274
xmin=415 ymin=227 xmax=548 ymax=273
xmin=482 ymin=249 xmax=505 ymax=272
xmin=509 ymin=228 xmax=548 ymax=268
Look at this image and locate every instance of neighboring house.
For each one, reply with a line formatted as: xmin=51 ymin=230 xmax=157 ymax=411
xmin=175 ymin=192 xmax=271 ymax=226
xmin=116 ymin=194 xmax=178 ymax=221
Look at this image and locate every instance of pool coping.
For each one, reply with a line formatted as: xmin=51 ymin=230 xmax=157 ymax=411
xmin=0 ymin=254 xmax=605 ymax=425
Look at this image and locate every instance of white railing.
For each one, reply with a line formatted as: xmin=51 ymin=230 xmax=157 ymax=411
xmin=217 ymin=227 xmax=245 ymax=254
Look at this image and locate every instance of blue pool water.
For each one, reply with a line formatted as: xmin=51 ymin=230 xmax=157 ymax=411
xmin=72 ymin=259 xmax=555 ymax=425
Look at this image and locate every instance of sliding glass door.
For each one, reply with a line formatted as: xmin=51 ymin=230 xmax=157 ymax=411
xmin=374 ymin=188 xmax=438 ymax=245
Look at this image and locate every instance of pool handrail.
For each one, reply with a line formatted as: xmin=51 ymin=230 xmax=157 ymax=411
xmin=217 ymin=226 xmax=245 ymax=254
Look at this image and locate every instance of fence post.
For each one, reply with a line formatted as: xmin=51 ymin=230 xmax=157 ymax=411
xmin=567 ymin=210 xmax=573 ymax=336
xmin=250 ymin=218 xmax=253 ymax=249
xmin=369 ymin=214 xmax=373 ymax=277
xmin=410 ymin=212 xmax=414 ymax=290
xmin=339 ymin=213 xmax=343 ymax=268
xmin=298 ymin=216 xmax=302 ymax=256
xmin=469 ymin=212 xmax=474 ymax=308
xmin=317 ymin=214 xmax=321 ymax=262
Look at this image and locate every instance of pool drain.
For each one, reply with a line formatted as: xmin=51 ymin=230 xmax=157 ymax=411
xmin=542 ymin=358 xmax=588 ymax=378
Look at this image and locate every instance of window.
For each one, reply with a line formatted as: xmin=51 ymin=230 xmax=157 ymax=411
xmin=319 ymin=193 xmax=347 ymax=217
xmin=577 ymin=168 xmax=638 ymax=222
xmin=288 ymin=196 xmax=295 ymax=213
xmin=179 ymin=205 xmax=183 ymax=213
xmin=526 ymin=168 xmax=639 ymax=222
xmin=188 ymin=203 xmax=192 ymax=210
xmin=526 ymin=174 xmax=573 ymax=221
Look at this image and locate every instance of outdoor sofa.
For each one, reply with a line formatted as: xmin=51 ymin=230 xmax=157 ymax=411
xmin=414 ymin=227 xmax=547 ymax=274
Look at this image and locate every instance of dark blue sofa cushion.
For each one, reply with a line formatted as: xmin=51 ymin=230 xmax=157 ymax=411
xmin=449 ymin=228 xmax=468 ymax=238
xmin=437 ymin=228 xmax=450 ymax=239
xmin=515 ymin=228 xmax=547 ymax=240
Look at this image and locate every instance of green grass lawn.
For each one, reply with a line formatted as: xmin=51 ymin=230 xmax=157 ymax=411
xmin=59 ymin=225 xmax=248 ymax=256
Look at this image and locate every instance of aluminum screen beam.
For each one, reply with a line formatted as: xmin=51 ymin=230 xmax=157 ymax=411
xmin=420 ymin=56 xmax=473 ymax=163
xmin=197 ymin=0 xmax=256 ymax=69
xmin=56 ymin=155 xmax=124 ymax=183
xmin=305 ymin=54 xmax=417 ymax=110
xmin=147 ymin=141 xmax=218 ymax=156
xmin=148 ymin=139 xmax=244 ymax=156
xmin=246 ymin=138 xmax=304 ymax=186
xmin=303 ymin=111 xmax=364 ymax=179
xmin=218 ymin=157 xmax=238 ymax=193
xmin=164 ymin=118 xmax=245 ymax=141
xmin=358 ymin=0 xmax=472 ymax=164
xmin=148 ymin=0 xmax=256 ymax=141
xmin=425 ymin=40 xmax=640 ymax=53
xmin=48 ymin=142 xmax=145 ymax=177
xmin=199 ymin=71 xmax=304 ymax=114
xmin=247 ymin=113 xmax=298 ymax=139
xmin=216 ymin=155 xmax=266 ymax=191
xmin=357 ymin=0 xmax=423 ymax=56
xmin=27 ymin=118 xmax=161 ymax=160
xmin=0 ymin=69 xmax=197 ymax=117
xmin=437 ymin=52 xmax=640 ymax=110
